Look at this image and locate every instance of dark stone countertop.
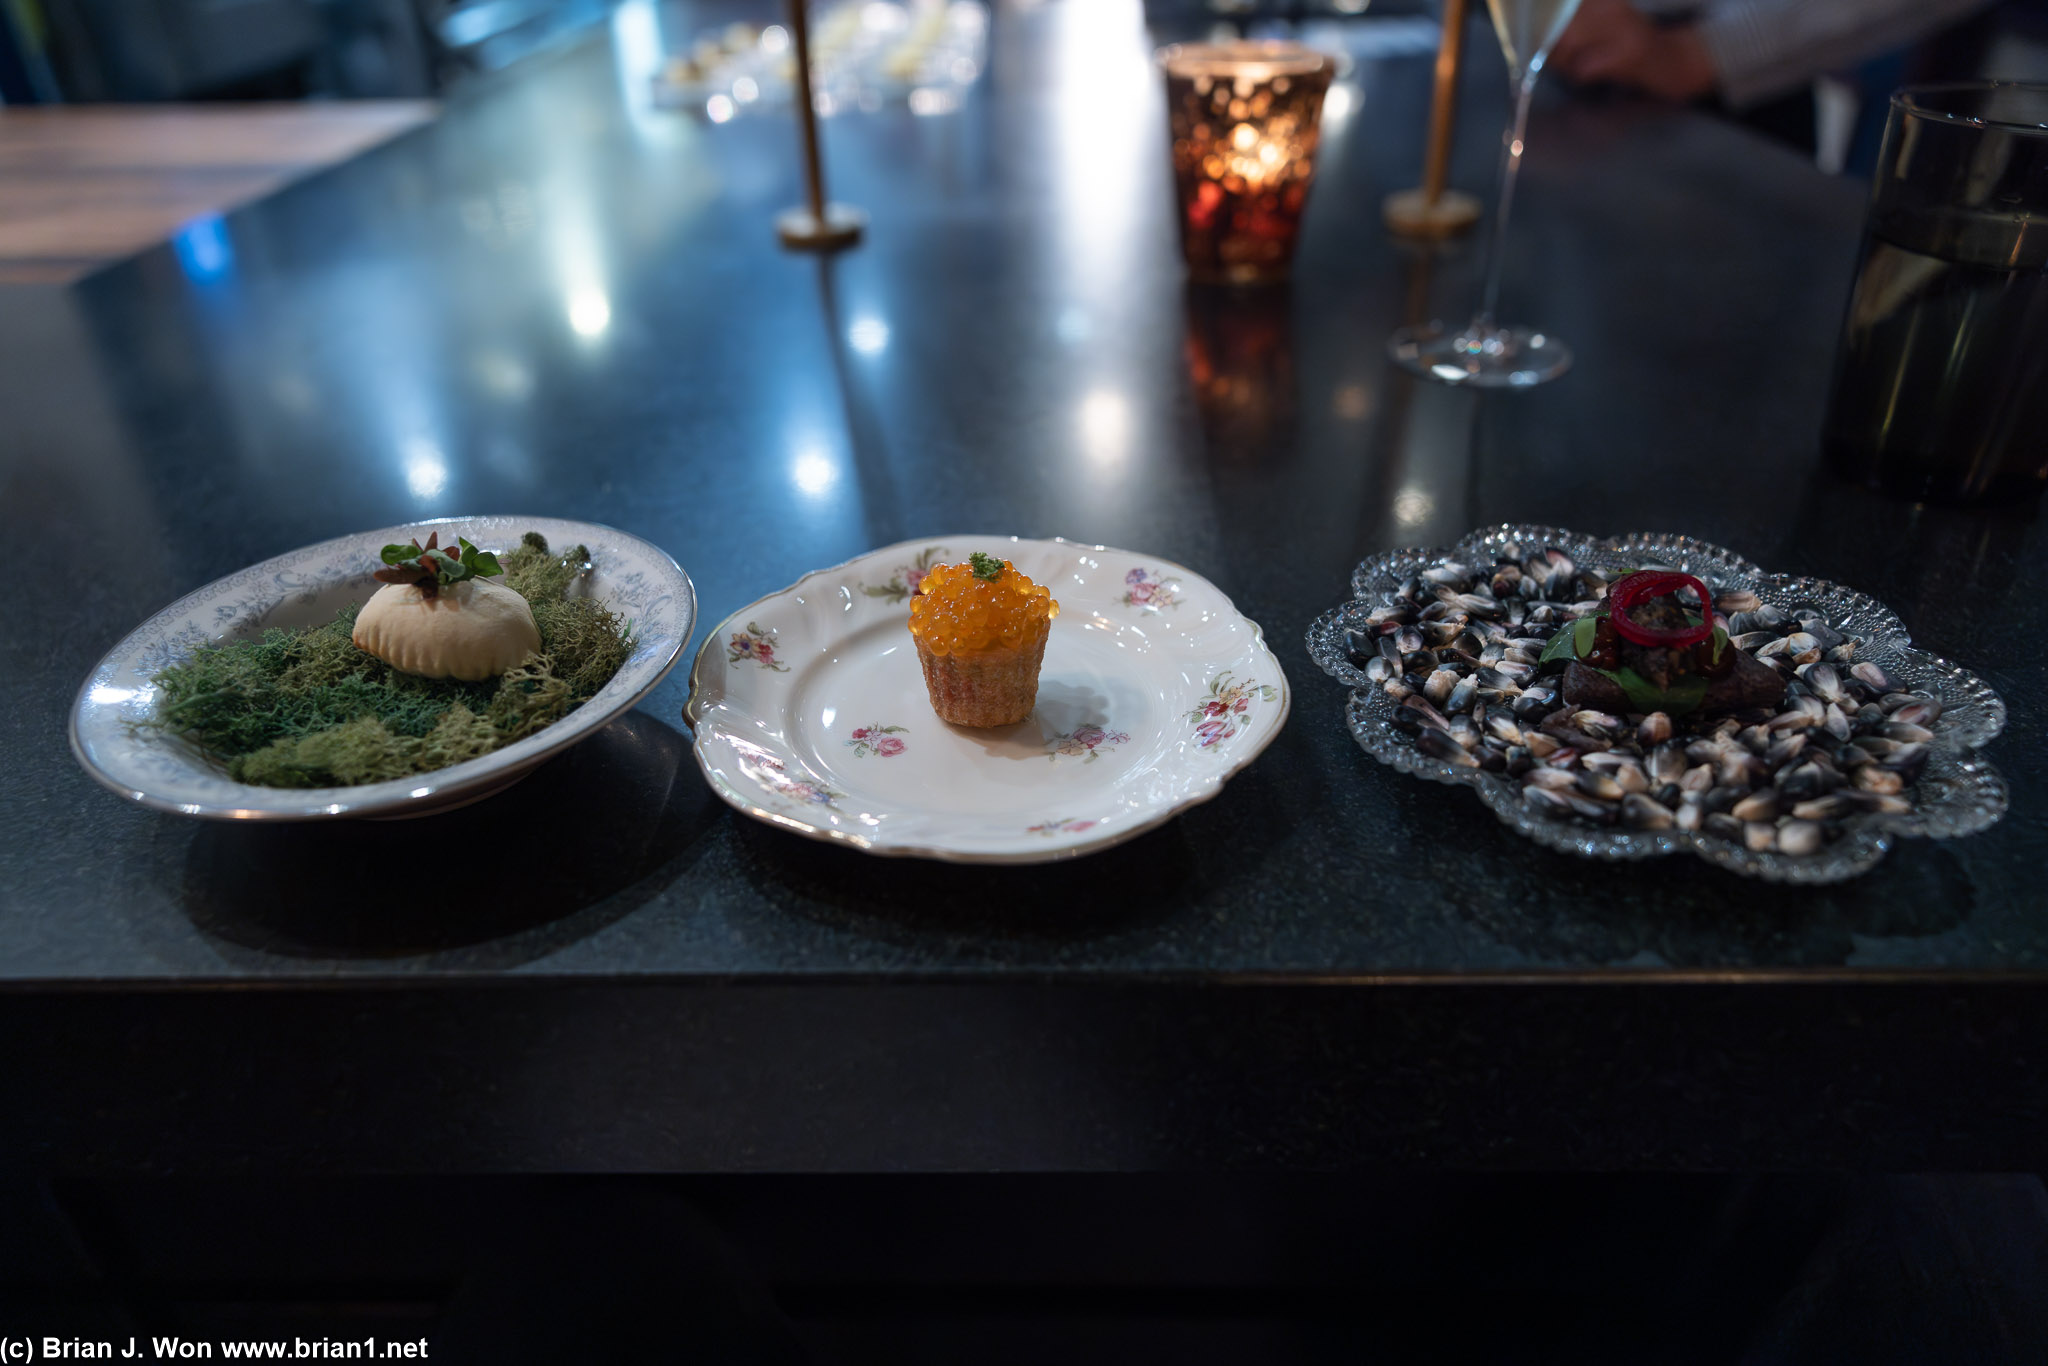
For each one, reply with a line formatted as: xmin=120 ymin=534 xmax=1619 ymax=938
xmin=1 ymin=1 xmax=2041 ymax=1171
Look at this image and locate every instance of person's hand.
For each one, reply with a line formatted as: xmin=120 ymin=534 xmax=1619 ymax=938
xmin=1547 ymin=0 xmax=1719 ymax=102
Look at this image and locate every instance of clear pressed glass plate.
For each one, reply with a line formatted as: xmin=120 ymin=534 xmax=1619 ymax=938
xmin=1305 ymin=524 xmax=2008 ymax=883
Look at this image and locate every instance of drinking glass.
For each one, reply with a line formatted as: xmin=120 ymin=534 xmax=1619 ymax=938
xmin=1822 ymin=83 xmax=2048 ymax=508
xmin=1160 ymin=42 xmax=1335 ymax=285
xmin=1390 ymin=0 xmax=1583 ymax=387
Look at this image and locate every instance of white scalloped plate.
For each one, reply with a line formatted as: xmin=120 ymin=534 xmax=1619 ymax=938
xmin=70 ymin=515 xmax=696 ymax=820
xmin=684 ymin=536 xmax=1290 ymax=862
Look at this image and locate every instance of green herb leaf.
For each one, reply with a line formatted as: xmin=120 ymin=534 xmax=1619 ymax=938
xmin=458 ymin=538 xmax=503 ymax=579
xmin=1594 ymin=666 xmax=1709 ymax=716
xmin=1710 ymin=625 xmax=1728 ymax=665
xmin=1539 ymin=628 xmax=1578 ymax=666
xmin=378 ymin=537 xmax=511 ymax=589
xmin=1660 ymin=675 xmax=1710 ymax=715
xmin=968 ymin=551 xmax=1004 ymax=581
xmin=1571 ymin=615 xmax=1598 ymax=658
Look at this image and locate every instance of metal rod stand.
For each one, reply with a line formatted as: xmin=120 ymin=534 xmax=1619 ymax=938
xmin=1383 ymin=0 xmax=1481 ymax=241
xmin=776 ymin=0 xmax=864 ymax=251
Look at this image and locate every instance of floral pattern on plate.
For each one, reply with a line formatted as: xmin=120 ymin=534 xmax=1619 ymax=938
xmin=857 ymin=545 xmax=950 ymax=605
xmin=847 ymin=724 xmax=909 ymax=758
xmin=732 ymin=737 xmax=842 ymax=807
xmin=1122 ymin=567 xmax=1182 ymax=611
xmin=1187 ymin=672 xmax=1279 ymax=748
xmin=685 ymin=536 xmax=1289 ymax=863
xmin=1044 ymin=723 xmax=1129 ymax=763
xmin=728 ymin=621 xmax=788 ymax=671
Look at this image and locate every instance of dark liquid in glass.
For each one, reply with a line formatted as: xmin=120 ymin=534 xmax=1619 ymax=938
xmin=1822 ymin=205 xmax=2048 ymax=506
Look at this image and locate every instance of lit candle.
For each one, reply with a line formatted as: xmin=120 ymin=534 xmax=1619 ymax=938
xmin=1160 ymin=42 xmax=1335 ymax=285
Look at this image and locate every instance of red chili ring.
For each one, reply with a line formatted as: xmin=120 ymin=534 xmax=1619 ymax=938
xmin=1608 ymin=571 xmax=1716 ymax=649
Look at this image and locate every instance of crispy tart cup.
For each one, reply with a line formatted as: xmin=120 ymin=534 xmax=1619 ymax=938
xmin=914 ymin=616 xmax=1052 ymax=727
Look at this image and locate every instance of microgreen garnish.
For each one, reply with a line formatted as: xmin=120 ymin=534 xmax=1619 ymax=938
xmin=968 ymin=551 xmax=1004 ymax=582
xmin=1536 ymin=610 xmax=1712 ymax=714
xmin=1571 ymin=615 xmax=1599 ymax=658
xmin=373 ymin=532 xmax=504 ymax=598
xmin=1540 ymin=611 xmax=1608 ymax=666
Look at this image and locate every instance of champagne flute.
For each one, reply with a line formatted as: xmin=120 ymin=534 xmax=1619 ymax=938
xmin=1390 ymin=0 xmax=1583 ymax=387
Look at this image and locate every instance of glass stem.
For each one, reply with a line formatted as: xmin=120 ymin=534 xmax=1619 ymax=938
xmin=1475 ymin=69 xmax=1539 ymax=335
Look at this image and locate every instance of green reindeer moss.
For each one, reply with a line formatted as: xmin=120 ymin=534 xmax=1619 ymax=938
xmin=150 ymin=532 xmax=632 ymax=788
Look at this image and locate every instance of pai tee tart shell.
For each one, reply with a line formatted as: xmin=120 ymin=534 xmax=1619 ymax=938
xmin=907 ymin=558 xmax=1059 ymax=727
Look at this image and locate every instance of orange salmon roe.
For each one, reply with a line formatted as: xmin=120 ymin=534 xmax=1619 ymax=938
xmin=908 ymin=559 xmax=1059 ymax=657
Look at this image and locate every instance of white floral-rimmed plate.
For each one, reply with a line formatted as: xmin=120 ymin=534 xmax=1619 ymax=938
xmin=69 ymin=515 xmax=696 ymax=821
xmin=683 ymin=535 xmax=1290 ymax=863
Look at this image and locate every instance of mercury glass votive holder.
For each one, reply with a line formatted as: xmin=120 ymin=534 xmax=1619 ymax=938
xmin=1160 ymin=41 xmax=1335 ymax=286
